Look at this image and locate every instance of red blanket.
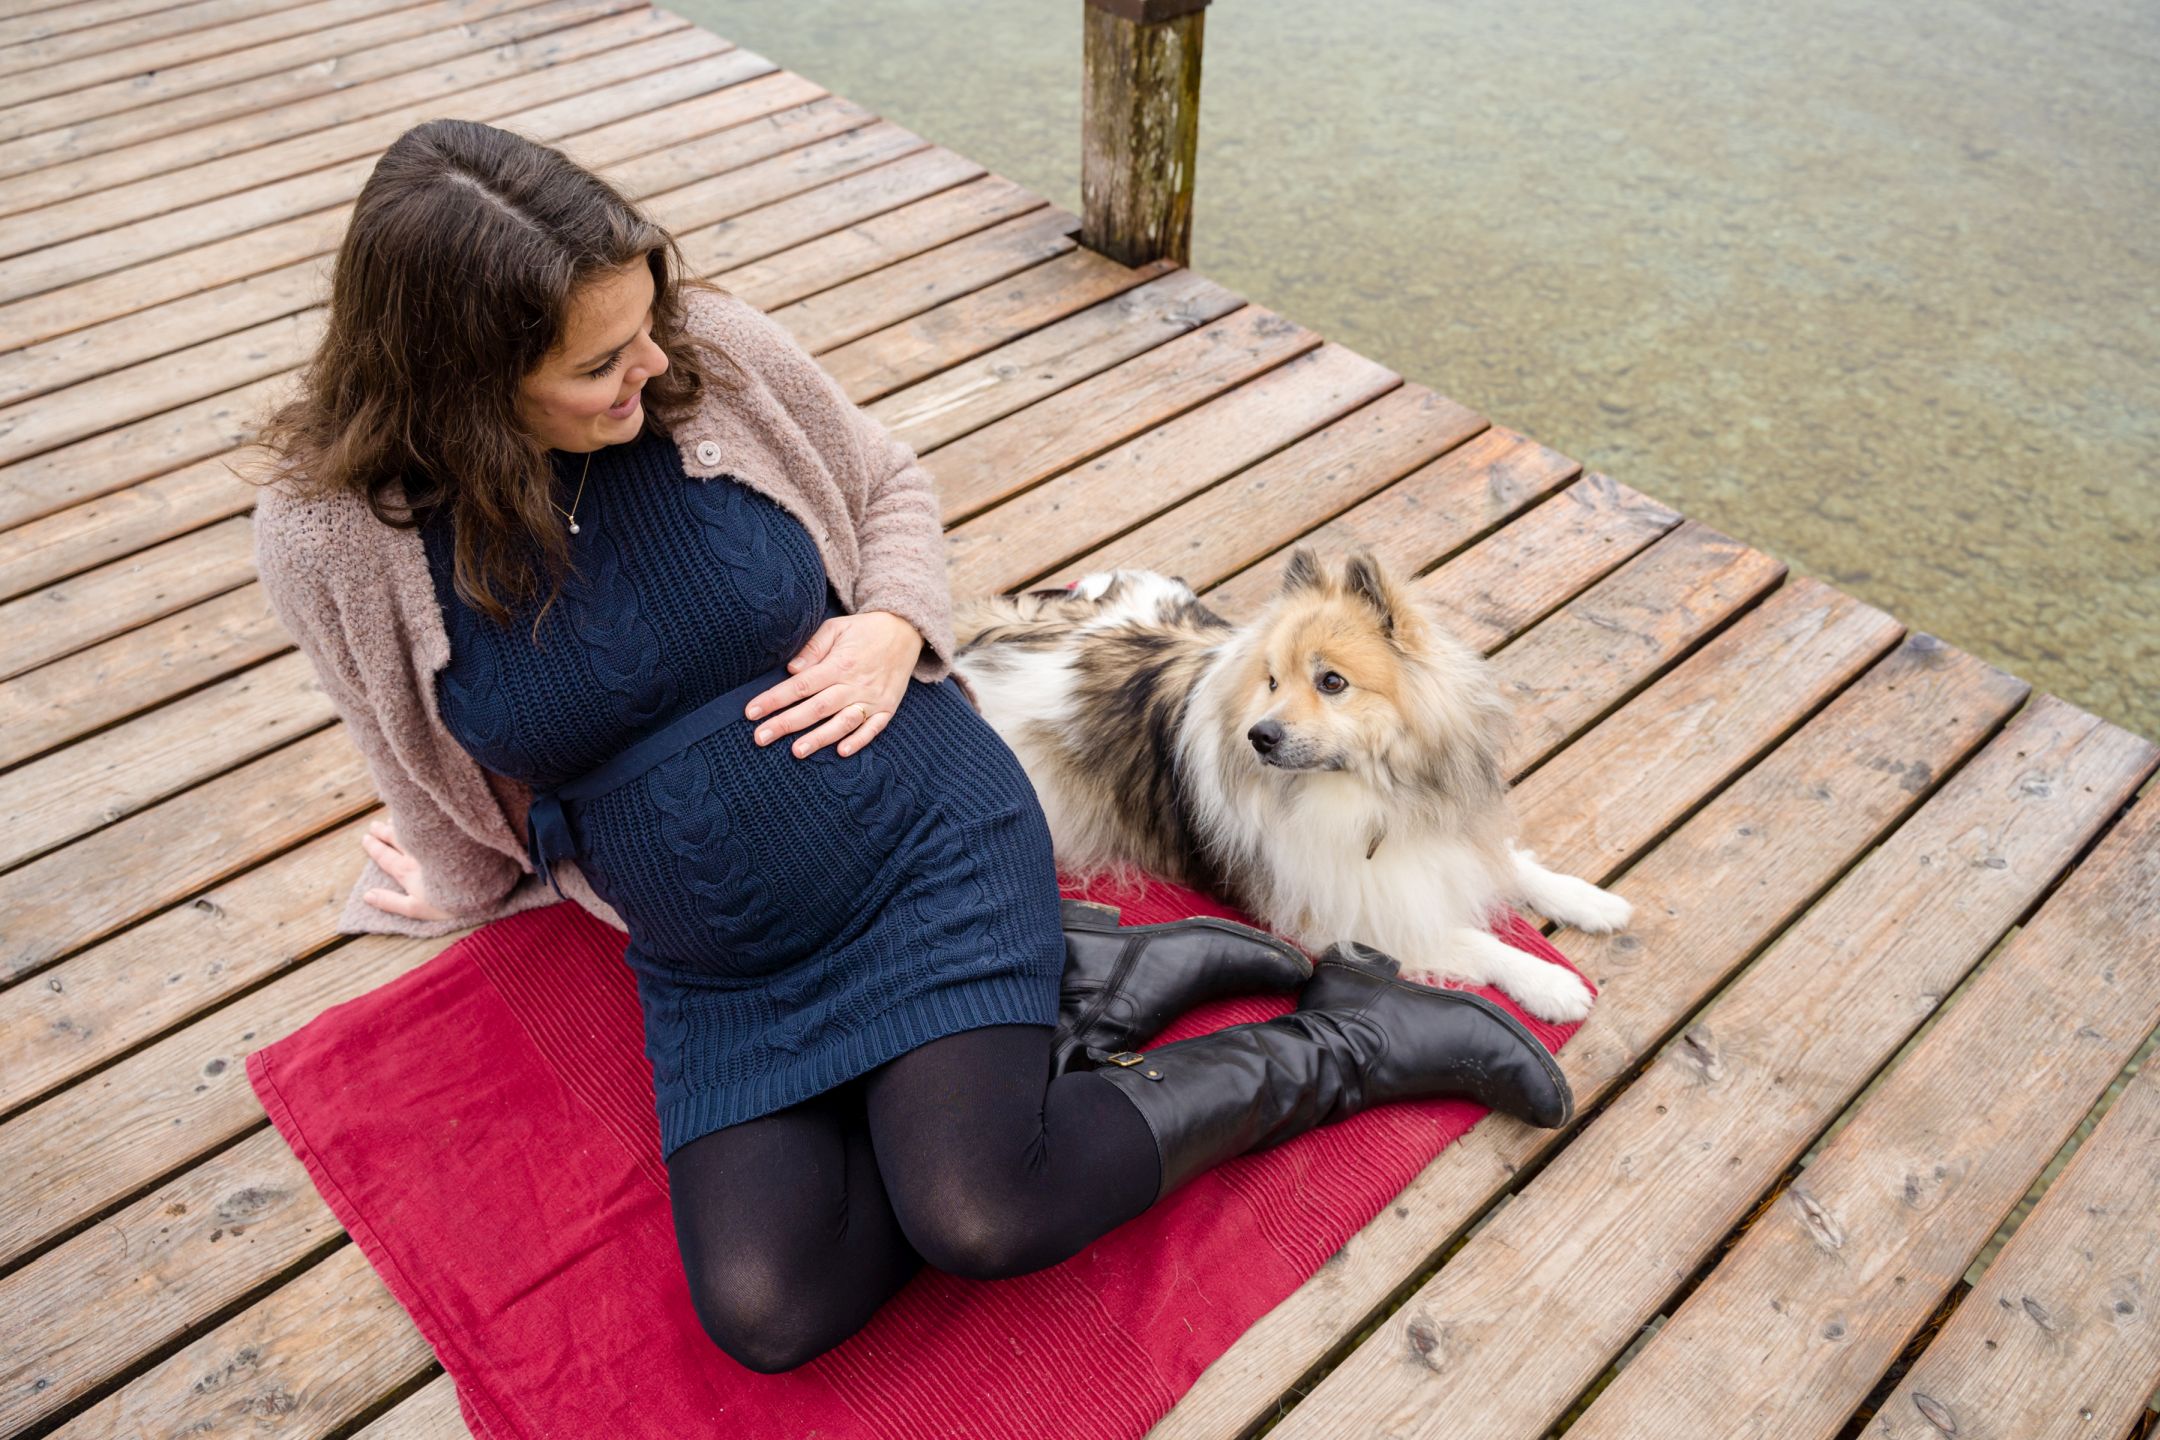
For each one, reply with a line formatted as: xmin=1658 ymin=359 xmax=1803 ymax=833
xmin=248 ymin=879 xmax=1587 ymax=1438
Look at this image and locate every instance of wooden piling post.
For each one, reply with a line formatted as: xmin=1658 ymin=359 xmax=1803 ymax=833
xmin=1081 ymin=0 xmax=1209 ymax=267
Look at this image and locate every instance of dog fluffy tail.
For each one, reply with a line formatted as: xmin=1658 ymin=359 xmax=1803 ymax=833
xmin=1508 ymin=843 xmax=1634 ymax=934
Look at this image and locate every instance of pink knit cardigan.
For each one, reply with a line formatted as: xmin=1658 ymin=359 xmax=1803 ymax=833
xmin=252 ymin=285 xmax=962 ymax=939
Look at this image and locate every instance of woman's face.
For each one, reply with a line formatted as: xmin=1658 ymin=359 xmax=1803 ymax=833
xmin=514 ymin=259 xmax=672 ymax=453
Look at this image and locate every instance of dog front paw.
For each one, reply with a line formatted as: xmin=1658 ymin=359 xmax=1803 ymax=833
xmin=1570 ymin=887 xmax=1634 ymax=935
xmin=1507 ymin=963 xmax=1597 ymax=1024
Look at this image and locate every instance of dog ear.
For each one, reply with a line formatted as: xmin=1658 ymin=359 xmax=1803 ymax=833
xmin=1342 ymin=551 xmax=1398 ymax=638
xmin=1280 ymin=546 xmax=1325 ymax=596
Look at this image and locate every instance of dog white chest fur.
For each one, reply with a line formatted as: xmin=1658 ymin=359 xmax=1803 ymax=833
xmin=954 ymin=557 xmax=1632 ymax=1024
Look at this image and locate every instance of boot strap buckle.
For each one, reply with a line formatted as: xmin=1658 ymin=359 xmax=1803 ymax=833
xmin=1103 ymin=1050 xmax=1164 ymax=1080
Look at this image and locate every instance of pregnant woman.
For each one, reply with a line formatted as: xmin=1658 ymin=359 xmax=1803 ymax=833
xmin=248 ymin=119 xmax=1574 ymax=1373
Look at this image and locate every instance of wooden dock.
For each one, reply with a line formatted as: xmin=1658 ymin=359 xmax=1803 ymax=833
xmin=4 ymin=3 xmax=2158 ymax=1436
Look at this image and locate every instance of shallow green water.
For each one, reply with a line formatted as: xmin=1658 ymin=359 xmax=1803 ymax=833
xmin=673 ymin=0 xmax=2158 ymax=739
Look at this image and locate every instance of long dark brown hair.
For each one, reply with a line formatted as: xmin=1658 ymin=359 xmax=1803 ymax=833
xmin=241 ymin=118 xmax=739 ymax=625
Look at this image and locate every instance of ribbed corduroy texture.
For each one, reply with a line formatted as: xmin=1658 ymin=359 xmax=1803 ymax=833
xmin=422 ymin=432 xmax=1061 ymax=1152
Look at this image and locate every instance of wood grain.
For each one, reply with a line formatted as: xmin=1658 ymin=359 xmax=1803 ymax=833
xmin=1044 ymin=384 xmax=1489 ymax=589
xmin=1197 ymin=426 xmax=1587 ymax=619
xmin=45 ymin=1243 xmax=432 ymax=1440
xmin=0 ymin=933 xmax=445 ymax=1268
xmin=922 ymin=302 xmax=1316 ymax=522
xmin=0 ymin=814 xmax=364 ymax=1114
xmin=0 ymin=1128 xmax=334 ymax=1433
xmin=0 ymin=726 xmax=373 ymax=981
xmin=944 ymin=340 xmax=1400 ymax=594
xmin=0 ymin=585 xmax=289 ymax=771
xmin=872 ymin=266 xmax=1244 ymax=456
xmin=1569 ymin=783 xmax=2160 ymax=1439
xmin=1874 ymin=1023 xmax=2160 ymax=1440
xmin=1150 ymin=636 xmax=2030 ymax=1440
xmin=1267 ymin=698 xmax=2157 ymax=1440
xmin=354 ymin=1373 xmax=466 ymax=1440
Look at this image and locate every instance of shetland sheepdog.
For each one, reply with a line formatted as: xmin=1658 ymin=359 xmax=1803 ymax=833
xmin=951 ymin=548 xmax=1630 ymax=1023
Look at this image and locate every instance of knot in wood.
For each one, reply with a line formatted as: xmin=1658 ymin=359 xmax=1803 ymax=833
xmin=1788 ymin=1186 xmax=1845 ymax=1251
xmin=1673 ymin=1023 xmax=1725 ymax=1083
xmin=1911 ymin=1392 xmax=1959 ymax=1435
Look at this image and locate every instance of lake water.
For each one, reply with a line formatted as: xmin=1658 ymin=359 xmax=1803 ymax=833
xmin=672 ymin=0 xmax=2159 ymax=739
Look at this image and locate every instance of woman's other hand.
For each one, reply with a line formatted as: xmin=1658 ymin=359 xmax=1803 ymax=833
xmin=360 ymin=817 xmax=456 ymax=921
xmin=747 ymin=610 xmax=923 ymax=759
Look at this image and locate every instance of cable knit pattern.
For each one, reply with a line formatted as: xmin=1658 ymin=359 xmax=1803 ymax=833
xmin=249 ymin=285 xmax=966 ymax=941
xmin=419 ymin=430 xmax=1062 ymax=1153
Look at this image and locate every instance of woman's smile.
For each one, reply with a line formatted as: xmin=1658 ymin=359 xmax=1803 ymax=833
xmin=606 ymin=386 xmax=642 ymax=420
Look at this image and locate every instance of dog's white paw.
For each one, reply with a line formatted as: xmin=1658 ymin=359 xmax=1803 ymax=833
xmin=1569 ymin=886 xmax=1634 ymax=935
xmin=1505 ymin=963 xmax=1597 ymax=1024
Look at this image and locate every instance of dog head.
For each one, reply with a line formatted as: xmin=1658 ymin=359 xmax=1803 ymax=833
xmin=1224 ymin=548 xmax=1510 ymax=804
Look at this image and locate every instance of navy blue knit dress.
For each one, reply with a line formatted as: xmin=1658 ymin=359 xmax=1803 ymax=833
xmin=419 ymin=428 xmax=1065 ymax=1156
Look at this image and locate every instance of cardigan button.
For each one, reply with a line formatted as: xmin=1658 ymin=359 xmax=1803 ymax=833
xmin=694 ymin=440 xmax=722 ymax=466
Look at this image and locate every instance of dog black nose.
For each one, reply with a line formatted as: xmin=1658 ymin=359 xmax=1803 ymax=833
xmin=1248 ymin=719 xmax=1283 ymax=754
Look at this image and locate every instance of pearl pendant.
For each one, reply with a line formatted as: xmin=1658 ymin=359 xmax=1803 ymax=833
xmin=568 ymin=521 xmax=580 ymax=535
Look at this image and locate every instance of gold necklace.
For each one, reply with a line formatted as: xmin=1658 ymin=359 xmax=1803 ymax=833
xmin=551 ymin=448 xmax=593 ymax=535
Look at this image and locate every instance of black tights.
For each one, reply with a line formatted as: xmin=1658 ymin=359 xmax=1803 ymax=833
xmin=666 ymin=1023 xmax=1162 ymax=1373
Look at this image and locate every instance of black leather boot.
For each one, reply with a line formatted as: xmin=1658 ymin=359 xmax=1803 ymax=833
xmin=1052 ymin=898 xmax=1313 ymax=1076
xmin=1088 ymin=939 xmax=1575 ymax=1203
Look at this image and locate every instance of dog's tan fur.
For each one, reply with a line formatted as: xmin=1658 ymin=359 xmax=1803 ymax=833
xmin=954 ymin=549 xmax=1629 ymax=1022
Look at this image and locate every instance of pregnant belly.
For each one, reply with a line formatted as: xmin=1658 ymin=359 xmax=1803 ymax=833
xmin=570 ymin=676 xmax=1044 ymax=975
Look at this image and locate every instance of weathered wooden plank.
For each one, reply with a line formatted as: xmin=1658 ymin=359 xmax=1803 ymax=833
xmin=0 ymin=725 xmax=373 ymax=982
xmin=0 ymin=651 xmax=332 ymax=872
xmin=354 ymin=1374 xmax=464 ymax=1440
xmin=0 ymin=585 xmax=288 ymax=771
xmin=0 ymin=460 xmax=243 ymax=602
xmin=0 ymin=0 xmax=386 ymax=97
xmin=775 ymin=206 xmax=1082 ymax=356
xmin=1874 ymin=1036 xmax=2160 ymax=1440
xmin=1045 ymin=384 xmax=1487 ymax=590
xmin=2 ymin=0 xmax=672 ymax=215
xmin=1151 ymin=635 xmax=2029 ymax=1440
xmin=1492 ymin=521 xmax=1786 ymax=775
xmin=1198 ymin=426 xmax=1586 ymax=619
xmin=1510 ymin=577 xmax=1901 ymax=869
xmin=0 ymin=515 xmax=253 ymax=679
xmin=1424 ymin=473 xmax=1685 ymax=651
xmin=0 ymin=0 xmax=637 ymax=155
xmin=0 ymin=13 xmax=707 ymax=290
xmin=0 ymin=1128 xmax=335 ymax=1434
xmin=675 ymin=145 xmax=986 ymax=278
xmin=0 ymin=933 xmax=443 ymax=1268
xmin=5 ymin=82 xmax=849 ymax=403
xmin=716 ymin=174 xmax=1047 ymax=310
xmin=0 ymin=66 xmax=831 ymax=353
xmin=1266 ymin=697 xmax=2158 ymax=1440
xmin=922 ymin=304 xmax=1317 ymax=522
xmin=45 ymin=1243 xmax=432 ymax=1440
xmin=641 ymin=120 xmax=927 ymax=249
xmin=823 ymin=245 xmax=1176 ymax=406
xmin=1567 ymin=787 xmax=2160 ymax=1440
xmin=871 ymin=267 xmax=1245 ymax=455
xmin=945 ymin=341 xmax=1401 ymax=595
xmin=0 ymin=815 xmax=362 ymax=1114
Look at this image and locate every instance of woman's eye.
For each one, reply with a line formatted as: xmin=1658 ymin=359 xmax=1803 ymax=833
xmin=1318 ymin=671 xmax=1348 ymax=694
xmin=586 ymin=354 xmax=621 ymax=380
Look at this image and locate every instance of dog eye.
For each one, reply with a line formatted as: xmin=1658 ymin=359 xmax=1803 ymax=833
xmin=1318 ymin=671 xmax=1348 ymax=694
xmin=1266 ymin=674 xmax=1277 ymax=692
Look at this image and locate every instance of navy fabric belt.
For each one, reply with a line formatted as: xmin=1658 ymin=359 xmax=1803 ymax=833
xmin=525 ymin=663 xmax=791 ymax=898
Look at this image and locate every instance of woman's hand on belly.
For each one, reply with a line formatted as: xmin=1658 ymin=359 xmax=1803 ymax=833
xmin=745 ymin=609 xmax=924 ymax=759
